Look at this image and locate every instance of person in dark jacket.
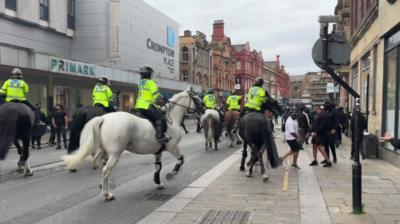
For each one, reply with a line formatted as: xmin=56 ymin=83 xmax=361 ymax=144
xmin=31 ymin=104 xmax=47 ymax=149
xmin=52 ymin=104 xmax=68 ymax=149
xmin=309 ymin=105 xmax=332 ymax=167
xmin=323 ymin=101 xmax=339 ymax=163
xmin=47 ymin=107 xmax=56 ymax=146
xmin=296 ymin=105 xmax=310 ymax=148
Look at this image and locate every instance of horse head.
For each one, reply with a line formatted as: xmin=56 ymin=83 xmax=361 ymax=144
xmin=186 ymin=88 xmax=204 ymax=115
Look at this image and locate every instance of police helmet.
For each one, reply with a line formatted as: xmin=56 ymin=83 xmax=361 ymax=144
xmin=323 ymin=101 xmax=334 ymax=111
xmin=97 ymin=77 xmax=109 ymax=85
xmin=11 ymin=68 xmax=23 ymax=79
xmin=139 ymin=65 xmax=154 ymax=78
xmin=254 ymin=77 xmax=264 ymax=87
xmin=231 ymin=90 xmax=236 ymax=95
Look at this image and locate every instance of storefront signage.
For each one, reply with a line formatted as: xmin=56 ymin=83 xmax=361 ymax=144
xmin=146 ymin=38 xmax=175 ymax=74
xmin=50 ymin=57 xmax=96 ymax=77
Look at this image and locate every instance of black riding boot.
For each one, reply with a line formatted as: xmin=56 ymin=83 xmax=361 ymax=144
xmin=155 ymin=120 xmax=169 ymax=145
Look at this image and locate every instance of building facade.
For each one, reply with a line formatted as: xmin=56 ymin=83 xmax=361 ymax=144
xmin=341 ymin=0 xmax=400 ymax=166
xmin=232 ymin=42 xmax=263 ymax=95
xmin=263 ymin=61 xmax=279 ymax=98
xmin=0 ymin=0 xmax=200 ymax=115
xmin=179 ymin=30 xmax=211 ymax=90
xmin=306 ymin=72 xmax=334 ymax=106
xmin=209 ymin=20 xmax=235 ymax=101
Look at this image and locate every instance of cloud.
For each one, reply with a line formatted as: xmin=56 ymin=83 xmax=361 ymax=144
xmin=143 ymin=0 xmax=337 ymax=75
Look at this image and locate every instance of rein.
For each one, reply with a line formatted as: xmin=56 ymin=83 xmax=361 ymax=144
xmin=165 ymin=95 xmax=201 ymax=125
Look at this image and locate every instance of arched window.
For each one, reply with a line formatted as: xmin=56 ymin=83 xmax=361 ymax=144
xmin=182 ymin=47 xmax=189 ymax=63
xmin=182 ymin=70 xmax=189 ymax=82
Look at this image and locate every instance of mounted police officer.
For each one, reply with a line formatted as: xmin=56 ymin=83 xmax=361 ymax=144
xmin=135 ymin=65 xmax=169 ymax=145
xmin=203 ymin=88 xmax=217 ymax=110
xmin=92 ymin=77 xmax=115 ymax=112
xmin=226 ymin=90 xmax=242 ymax=111
xmin=0 ymin=68 xmax=36 ymax=110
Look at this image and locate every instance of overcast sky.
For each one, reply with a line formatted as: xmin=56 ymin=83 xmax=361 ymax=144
xmin=143 ymin=0 xmax=337 ymax=75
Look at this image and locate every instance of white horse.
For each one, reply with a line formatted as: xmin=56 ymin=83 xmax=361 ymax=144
xmin=201 ymin=109 xmax=220 ymax=151
xmin=63 ymin=89 xmax=202 ymax=200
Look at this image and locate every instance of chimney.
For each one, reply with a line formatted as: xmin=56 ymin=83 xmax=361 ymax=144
xmin=212 ymin=19 xmax=225 ymax=41
xmin=184 ymin=30 xmax=192 ymax=37
xmin=276 ymin=55 xmax=281 ymax=68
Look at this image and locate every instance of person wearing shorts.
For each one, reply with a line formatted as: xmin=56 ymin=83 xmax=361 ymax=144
xmin=280 ymin=109 xmax=302 ymax=169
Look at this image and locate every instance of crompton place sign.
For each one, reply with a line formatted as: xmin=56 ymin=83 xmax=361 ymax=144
xmin=146 ymin=26 xmax=176 ymax=75
xmin=50 ymin=57 xmax=96 ymax=77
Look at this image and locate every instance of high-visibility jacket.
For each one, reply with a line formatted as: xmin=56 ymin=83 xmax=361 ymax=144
xmin=226 ymin=95 xmax=242 ymax=111
xmin=244 ymin=86 xmax=267 ymax=111
xmin=203 ymin=94 xmax=217 ymax=109
xmin=135 ymin=78 xmax=159 ymax=110
xmin=92 ymin=84 xmax=113 ymax=107
xmin=0 ymin=79 xmax=29 ymax=102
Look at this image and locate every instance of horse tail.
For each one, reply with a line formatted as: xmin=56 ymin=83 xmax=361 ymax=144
xmin=63 ymin=116 xmax=104 ymax=169
xmin=67 ymin=109 xmax=86 ymax=154
xmin=0 ymin=111 xmax=17 ymax=160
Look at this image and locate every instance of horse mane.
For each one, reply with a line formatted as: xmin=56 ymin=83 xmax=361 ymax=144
xmin=165 ymin=90 xmax=189 ymax=111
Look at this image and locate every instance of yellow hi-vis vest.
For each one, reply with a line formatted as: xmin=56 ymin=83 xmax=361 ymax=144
xmin=203 ymin=94 xmax=216 ymax=109
xmin=244 ymin=86 xmax=267 ymax=111
xmin=135 ymin=78 xmax=159 ymax=110
xmin=0 ymin=79 xmax=29 ymax=102
xmin=92 ymin=84 xmax=113 ymax=107
xmin=226 ymin=95 xmax=242 ymax=111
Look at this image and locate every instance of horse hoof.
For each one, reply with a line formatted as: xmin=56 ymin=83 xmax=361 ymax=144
xmin=69 ymin=169 xmax=77 ymax=173
xmin=229 ymin=144 xmax=233 ymax=148
xmin=155 ymin=183 xmax=165 ymax=190
xmin=99 ymin=184 xmax=102 ymax=190
xmin=24 ymin=171 xmax=33 ymax=177
xmin=92 ymin=166 xmax=98 ymax=170
xmin=165 ymin=173 xmax=174 ymax=180
xmin=239 ymin=166 xmax=245 ymax=172
xmin=16 ymin=169 xmax=23 ymax=174
xmin=246 ymin=172 xmax=252 ymax=178
xmin=262 ymin=176 xmax=270 ymax=182
xmin=104 ymin=193 xmax=115 ymax=201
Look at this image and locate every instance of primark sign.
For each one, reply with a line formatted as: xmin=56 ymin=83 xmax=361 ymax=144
xmin=50 ymin=57 xmax=96 ymax=77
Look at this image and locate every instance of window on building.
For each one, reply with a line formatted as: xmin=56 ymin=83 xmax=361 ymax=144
xmin=235 ymin=61 xmax=241 ymax=70
xmin=67 ymin=0 xmax=75 ymax=30
xmin=383 ymin=29 xmax=400 ymax=152
xmin=5 ymin=0 xmax=17 ymax=11
xmin=182 ymin=70 xmax=189 ymax=82
xmin=182 ymin=47 xmax=189 ymax=63
xmin=361 ymin=53 xmax=371 ymax=113
xmin=40 ymin=0 xmax=49 ymax=21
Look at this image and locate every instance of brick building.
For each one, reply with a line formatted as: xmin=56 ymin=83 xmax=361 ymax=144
xmin=209 ymin=20 xmax=235 ymax=100
xmin=179 ymin=30 xmax=211 ymax=90
xmin=232 ymin=42 xmax=263 ymax=95
xmin=264 ymin=55 xmax=289 ymax=99
xmin=263 ymin=61 xmax=279 ymax=98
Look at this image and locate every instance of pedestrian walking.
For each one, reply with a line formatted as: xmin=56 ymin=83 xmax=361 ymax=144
xmin=323 ymin=101 xmax=338 ymax=163
xmin=280 ymin=109 xmax=302 ymax=169
xmin=52 ymin=104 xmax=68 ymax=149
xmin=309 ymin=105 xmax=333 ymax=167
xmin=296 ymin=104 xmax=310 ymax=148
xmin=31 ymin=104 xmax=47 ymax=149
xmin=47 ymin=107 xmax=56 ymax=146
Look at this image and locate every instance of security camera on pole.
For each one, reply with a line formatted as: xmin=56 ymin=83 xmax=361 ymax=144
xmin=312 ymin=15 xmax=364 ymax=214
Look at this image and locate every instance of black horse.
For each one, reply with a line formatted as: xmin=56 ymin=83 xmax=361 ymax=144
xmin=0 ymin=99 xmax=35 ymax=176
xmin=67 ymin=91 xmax=120 ymax=154
xmin=239 ymin=111 xmax=282 ymax=179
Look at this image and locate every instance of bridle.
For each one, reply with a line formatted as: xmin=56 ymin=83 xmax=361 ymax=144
xmin=165 ymin=92 xmax=203 ymax=124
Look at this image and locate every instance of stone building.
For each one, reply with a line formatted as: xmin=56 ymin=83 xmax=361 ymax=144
xmin=264 ymin=55 xmax=289 ymax=99
xmin=336 ymin=0 xmax=400 ymax=166
xmin=0 ymin=0 xmax=201 ymax=115
xmin=306 ymin=72 xmax=334 ymax=106
xmin=179 ymin=30 xmax=211 ymax=90
xmin=232 ymin=42 xmax=263 ymax=95
xmin=209 ymin=20 xmax=236 ymax=100
xmin=263 ymin=61 xmax=279 ymax=98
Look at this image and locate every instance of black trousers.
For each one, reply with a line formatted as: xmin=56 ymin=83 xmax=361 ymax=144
xmin=56 ymin=125 xmax=67 ymax=146
xmin=136 ymin=105 xmax=166 ymax=131
xmin=31 ymin=136 xmax=42 ymax=146
xmin=324 ymin=134 xmax=337 ymax=160
xmin=94 ymin=103 xmax=115 ymax=112
xmin=49 ymin=125 xmax=56 ymax=144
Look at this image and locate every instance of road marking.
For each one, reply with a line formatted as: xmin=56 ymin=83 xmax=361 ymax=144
xmin=282 ymin=170 xmax=289 ymax=191
xmin=191 ymin=171 xmax=197 ymax=176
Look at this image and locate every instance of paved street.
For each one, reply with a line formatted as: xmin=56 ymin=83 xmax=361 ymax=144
xmin=0 ymin=124 xmax=240 ymax=224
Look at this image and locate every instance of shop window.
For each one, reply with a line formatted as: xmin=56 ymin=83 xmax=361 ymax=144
xmin=361 ymin=54 xmax=370 ymax=113
xmin=182 ymin=47 xmax=189 ymax=63
xmin=67 ymin=0 xmax=75 ymax=30
xmin=5 ymin=0 xmax=17 ymax=11
xmin=40 ymin=0 xmax=49 ymax=21
xmin=383 ymin=29 xmax=400 ymax=152
xmin=236 ymin=61 xmax=241 ymax=70
xmin=182 ymin=70 xmax=189 ymax=82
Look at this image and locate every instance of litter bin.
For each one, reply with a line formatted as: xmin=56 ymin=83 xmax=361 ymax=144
xmin=362 ymin=133 xmax=378 ymax=159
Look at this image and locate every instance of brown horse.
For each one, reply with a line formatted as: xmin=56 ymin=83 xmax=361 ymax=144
xmin=224 ymin=110 xmax=241 ymax=147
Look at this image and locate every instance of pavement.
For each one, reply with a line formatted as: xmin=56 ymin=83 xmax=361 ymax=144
xmin=136 ymin=126 xmax=400 ymax=224
xmin=1 ymin=120 xmax=400 ymax=224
